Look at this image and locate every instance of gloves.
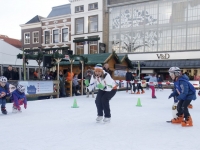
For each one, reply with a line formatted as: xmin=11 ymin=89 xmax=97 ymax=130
xmin=97 ymin=83 xmax=105 ymax=90
xmin=84 ymin=79 xmax=89 ymax=86
xmin=168 ymin=94 xmax=173 ymax=99
xmin=24 ymin=104 xmax=27 ymax=109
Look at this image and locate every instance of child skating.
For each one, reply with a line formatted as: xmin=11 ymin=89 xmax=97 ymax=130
xmin=11 ymin=85 xmax=27 ymax=113
xmin=0 ymin=76 xmax=10 ymax=115
xmin=168 ymin=67 xmax=196 ymax=127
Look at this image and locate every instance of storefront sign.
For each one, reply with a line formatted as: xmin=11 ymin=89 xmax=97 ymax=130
xmin=156 ymin=53 xmax=170 ymax=59
xmin=18 ymin=81 xmax=53 ymax=94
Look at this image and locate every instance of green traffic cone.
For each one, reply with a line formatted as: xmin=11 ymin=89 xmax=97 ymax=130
xmin=136 ymin=98 xmax=142 ymax=107
xmin=71 ymin=99 xmax=79 ymax=108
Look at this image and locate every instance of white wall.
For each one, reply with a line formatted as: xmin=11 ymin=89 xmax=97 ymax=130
xmin=70 ymin=0 xmax=103 ymax=54
xmin=0 ymin=40 xmax=39 ymax=66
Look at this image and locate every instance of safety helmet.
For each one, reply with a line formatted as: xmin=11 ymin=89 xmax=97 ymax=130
xmin=0 ymin=76 xmax=8 ymax=83
xmin=168 ymin=67 xmax=181 ymax=77
xmin=17 ymin=84 xmax=25 ymax=93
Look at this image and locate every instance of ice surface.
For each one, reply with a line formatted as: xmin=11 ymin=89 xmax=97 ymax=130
xmin=1 ymin=89 xmax=199 ymax=150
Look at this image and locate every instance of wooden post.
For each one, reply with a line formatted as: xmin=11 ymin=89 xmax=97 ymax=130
xmin=81 ymin=60 xmax=84 ymax=95
xmin=56 ymin=59 xmax=61 ymax=98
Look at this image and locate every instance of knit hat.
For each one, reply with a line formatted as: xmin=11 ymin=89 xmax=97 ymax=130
xmin=94 ymin=64 xmax=103 ymax=72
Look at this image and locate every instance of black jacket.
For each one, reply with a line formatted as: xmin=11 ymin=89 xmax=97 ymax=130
xmin=3 ymin=70 xmax=15 ymax=80
xmin=126 ymin=72 xmax=133 ymax=81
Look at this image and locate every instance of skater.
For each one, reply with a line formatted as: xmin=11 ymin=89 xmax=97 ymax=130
xmin=168 ymin=67 xmax=196 ymax=127
xmin=11 ymin=85 xmax=27 ymax=113
xmin=157 ymin=74 xmax=163 ymax=90
xmin=86 ymin=64 xmax=117 ymax=123
xmin=132 ymin=73 xmax=145 ymax=94
xmin=144 ymin=73 xmax=157 ymax=98
xmin=0 ymin=76 xmax=10 ymax=115
xmin=125 ymin=69 xmax=133 ymax=93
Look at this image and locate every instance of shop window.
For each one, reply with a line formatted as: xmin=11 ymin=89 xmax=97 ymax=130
xmin=89 ymin=41 xmax=98 ymax=54
xmin=76 ymin=42 xmax=84 ymax=54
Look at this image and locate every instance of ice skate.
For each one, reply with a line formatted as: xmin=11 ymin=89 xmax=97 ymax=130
xmin=86 ymin=92 xmax=89 ymax=98
xmin=152 ymin=96 xmax=157 ymax=99
xmin=171 ymin=114 xmax=184 ymax=123
xmin=103 ymin=117 xmax=111 ymax=123
xmin=96 ymin=116 xmax=103 ymax=122
xmin=181 ymin=116 xmax=193 ymax=127
xmin=136 ymin=91 xmax=140 ymax=94
xmin=141 ymin=90 xmax=145 ymax=94
xmin=12 ymin=106 xmax=22 ymax=113
xmin=1 ymin=107 xmax=7 ymax=115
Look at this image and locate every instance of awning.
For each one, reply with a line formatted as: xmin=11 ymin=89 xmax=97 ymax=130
xmin=133 ymin=59 xmax=200 ymax=68
xmin=73 ymin=37 xmax=100 ymax=43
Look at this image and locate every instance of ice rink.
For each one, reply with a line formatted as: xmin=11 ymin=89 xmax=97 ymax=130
xmin=1 ymin=89 xmax=199 ymax=150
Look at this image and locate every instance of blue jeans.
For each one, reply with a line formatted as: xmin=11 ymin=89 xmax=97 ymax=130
xmin=0 ymin=98 xmax=6 ymax=108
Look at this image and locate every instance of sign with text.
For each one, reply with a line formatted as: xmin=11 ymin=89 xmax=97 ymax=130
xmin=18 ymin=81 xmax=53 ymax=94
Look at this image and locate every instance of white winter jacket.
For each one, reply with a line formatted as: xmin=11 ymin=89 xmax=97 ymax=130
xmin=87 ymin=71 xmax=117 ymax=92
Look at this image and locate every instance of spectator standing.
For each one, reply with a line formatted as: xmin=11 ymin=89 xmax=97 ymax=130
xmin=72 ymin=74 xmax=81 ymax=96
xmin=59 ymin=70 xmax=67 ymax=97
xmin=3 ymin=65 xmax=15 ymax=80
xmin=45 ymin=70 xmax=53 ymax=80
xmin=84 ymin=66 xmax=94 ymax=98
xmin=125 ymin=69 xmax=133 ymax=93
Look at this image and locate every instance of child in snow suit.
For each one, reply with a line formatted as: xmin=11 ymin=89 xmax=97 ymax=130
xmin=0 ymin=76 xmax=10 ymax=114
xmin=168 ymin=67 xmax=196 ymax=127
xmin=11 ymin=85 xmax=27 ymax=113
xmin=86 ymin=64 xmax=117 ymax=123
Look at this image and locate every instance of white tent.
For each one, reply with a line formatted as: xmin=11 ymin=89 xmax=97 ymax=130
xmin=0 ymin=39 xmax=39 ymax=66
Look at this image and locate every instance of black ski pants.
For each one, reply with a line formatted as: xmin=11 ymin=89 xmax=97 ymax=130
xmin=177 ymin=100 xmax=192 ymax=119
xmin=95 ymin=89 xmax=117 ymax=118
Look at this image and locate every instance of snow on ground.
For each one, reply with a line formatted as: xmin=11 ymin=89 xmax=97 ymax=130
xmin=1 ymin=89 xmax=200 ymax=150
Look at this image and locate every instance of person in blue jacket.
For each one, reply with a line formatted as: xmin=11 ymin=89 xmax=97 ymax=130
xmin=11 ymin=84 xmax=27 ymax=113
xmin=0 ymin=76 xmax=10 ymax=114
xmin=168 ymin=67 xmax=196 ymax=127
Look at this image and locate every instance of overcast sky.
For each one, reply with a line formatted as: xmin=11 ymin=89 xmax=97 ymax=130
xmin=0 ymin=0 xmax=69 ymax=40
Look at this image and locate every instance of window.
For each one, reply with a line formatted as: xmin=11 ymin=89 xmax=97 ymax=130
xmin=89 ymin=16 xmax=98 ymax=33
xmin=62 ymin=28 xmax=68 ymax=42
xmin=76 ymin=42 xmax=84 ymax=55
xmin=75 ymin=18 xmax=84 ymax=34
xmin=89 ymin=41 xmax=98 ymax=54
xmin=24 ymin=33 xmax=30 ymax=44
xmin=45 ymin=31 xmax=50 ymax=44
xmin=89 ymin=2 xmax=98 ymax=10
xmin=33 ymin=31 xmax=39 ymax=44
xmin=53 ymin=29 xmax=59 ymax=43
xmin=75 ymin=5 xmax=84 ymax=13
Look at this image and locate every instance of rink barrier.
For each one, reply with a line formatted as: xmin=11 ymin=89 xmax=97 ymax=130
xmin=115 ymin=80 xmax=200 ymax=89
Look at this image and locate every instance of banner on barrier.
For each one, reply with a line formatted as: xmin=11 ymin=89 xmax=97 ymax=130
xmin=18 ymin=81 xmax=53 ymax=94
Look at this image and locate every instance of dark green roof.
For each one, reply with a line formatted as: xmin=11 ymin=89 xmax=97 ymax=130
xmin=81 ymin=53 xmax=111 ymax=65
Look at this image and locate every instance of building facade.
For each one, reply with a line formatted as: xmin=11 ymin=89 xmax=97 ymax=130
xmin=41 ymin=4 xmax=71 ymax=49
xmin=70 ymin=0 xmax=104 ymax=54
xmin=108 ymin=0 xmax=200 ymax=80
xmin=20 ymin=15 xmax=44 ymax=50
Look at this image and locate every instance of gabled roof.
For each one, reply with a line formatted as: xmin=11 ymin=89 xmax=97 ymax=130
xmin=117 ymin=54 xmax=133 ymax=69
xmin=47 ymin=4 xmax=71 ymax=18
xmin=0 ymin=35 xmax=21 ymax=49
xmin=26 ymin=15 xmax=44 ymax=24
